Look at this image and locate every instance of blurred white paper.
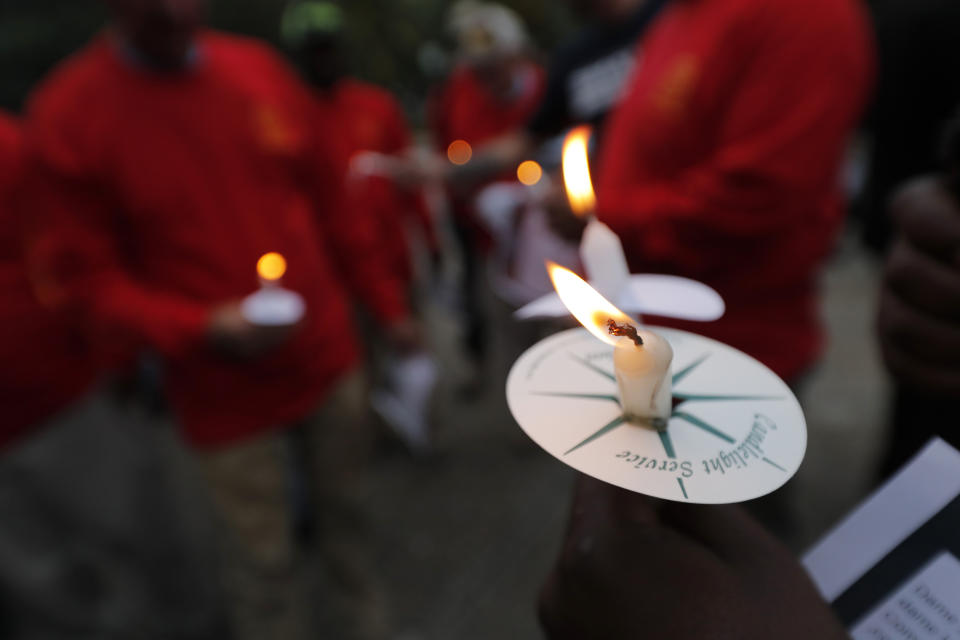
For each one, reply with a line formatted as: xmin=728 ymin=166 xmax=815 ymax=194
xmin=849 ymin=552 xmax=960 ymax=639
xmin=349 ymin=151 xmax=393 ymax=179
xmin=473 ymin=181 xmax=585 ymax=307
xmin=515 ymin=274 xmax=726 ymax=322
xmin=803 ymin=438 xmax=960 ymax=603
xmin=371 ymin=353 xmax=438 ymax=455
xmin=491 ymin=207 xmax=582 ymax=307
xmin=474 ymin=182 xmax=529 ymax=238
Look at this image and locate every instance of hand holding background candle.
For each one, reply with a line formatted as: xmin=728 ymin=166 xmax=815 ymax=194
xmin=548 ymin=262 xmax=673 ymax=430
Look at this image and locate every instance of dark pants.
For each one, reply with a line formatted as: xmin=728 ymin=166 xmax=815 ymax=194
xmin=452 ymin=217 xmax=488 ymax=363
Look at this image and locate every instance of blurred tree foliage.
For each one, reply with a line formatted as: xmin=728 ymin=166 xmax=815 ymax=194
xmin=0 ymin=0 xmax=574 ymax=122
xmin=0 ymin=0 xmax=107 ymax=112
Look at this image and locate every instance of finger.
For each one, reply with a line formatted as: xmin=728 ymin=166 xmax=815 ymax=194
xmin=881 ymin=336 xmax=960 ymax=395
xmin=567 ymin=475 xmax=661 ymax=538
xmin=659 ymin=502 xmax=788 ymax=568
xmin=878 ymin=288 xmax=960 ymax=364
xmin=885 ymin=239 xmax=960 ymax=321
xmin=557 ymin=476 xmax=662 ymax=583
xmin=890 ymin=178 xmax=960 ymax=257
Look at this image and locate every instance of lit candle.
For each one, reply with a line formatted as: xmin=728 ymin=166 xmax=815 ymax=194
xmin=548 ymin=261 xmax=673 ymax=430
xmin=561 ymin=126 xmax=630 ymax=303
xmin=241 ymin=252 xmax=306 ymax=327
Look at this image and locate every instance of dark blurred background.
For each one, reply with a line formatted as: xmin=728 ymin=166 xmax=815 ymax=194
xmin=0 ymin=0 xmax=575 ymax=114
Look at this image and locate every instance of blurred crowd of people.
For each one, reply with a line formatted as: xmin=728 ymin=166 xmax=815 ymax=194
xmin=1 ymin=0 xmax=958 ymax=638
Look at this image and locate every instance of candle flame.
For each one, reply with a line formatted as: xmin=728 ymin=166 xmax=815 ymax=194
xmin=447 ymin=140 xmax=473 ymax=165
xmin=517 ymin=160 xmax=543 ymax=186
xmin=547 ymin=261 xmax=633 ymax=347
xmin=561 ymin=125 xmax=596 ymax=217
xmin=257 ymin=252 xmax=287 ymax=282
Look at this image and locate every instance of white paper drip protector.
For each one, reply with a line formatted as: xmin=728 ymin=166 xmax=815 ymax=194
xmin=506 ymin=327 xmax=807 ymax=504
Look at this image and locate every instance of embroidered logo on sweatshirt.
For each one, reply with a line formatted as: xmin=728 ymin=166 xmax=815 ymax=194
xmin=253 ymin=104 xmax=301 ymax=154
xmin=652 ymin=54 xmax=700 ymax=119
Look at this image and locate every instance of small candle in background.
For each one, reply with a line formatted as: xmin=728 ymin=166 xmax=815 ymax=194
xmin=517 ymin=160 xmax=543 ymax=186
xmin=548 ymin=262 xmax=673 ymax=430
xmin=241 ymin=252 xmax=306 ymax=327
xmin=257 ymin=252 xmax=287 ymax=284
xmin=561 ymin=126 xmax=630 ymax=303
xmin=447 ymin=139 xmax=473 ymax=166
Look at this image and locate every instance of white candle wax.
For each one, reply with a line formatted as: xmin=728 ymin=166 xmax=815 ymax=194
xmin=612 ymin=329 xmax=673 ymax=430
xmin=241 ymin=284 xmax=305 ymax=327
xmin=580 ymin=219 xmax=630 ymax=303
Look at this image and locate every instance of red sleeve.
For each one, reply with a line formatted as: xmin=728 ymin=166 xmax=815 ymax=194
xmin=381 ymin=95 xmax=412 ymax=154
xmin=427 ymin=80 xmax=454 ymax=151
xmin=22 ymin=108 xmax=209 ymax=364
xmin=381 ymin=96 xmax=438 ymax=250
xmin=597 ymin=5 xmax=874 ymax=267
xmin=313 ymin=131 xmax=410 ymax=322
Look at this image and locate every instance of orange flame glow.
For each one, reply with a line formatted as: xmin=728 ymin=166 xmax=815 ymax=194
xmin=257 ymin=252 xmax=287 ymax=282
xmin=517 ymin=160 xmax=543 ymax=186
xmin=561 ymin=126 xmax=596 ymax=217
xmin=447 ymin=140 xmax=473 ymax=165
xmin=547 ymin=261 xmax=633 ymax=347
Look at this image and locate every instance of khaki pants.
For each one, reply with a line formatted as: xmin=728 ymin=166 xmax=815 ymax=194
xmin=197 ymin=370 xmax=386 ymax=640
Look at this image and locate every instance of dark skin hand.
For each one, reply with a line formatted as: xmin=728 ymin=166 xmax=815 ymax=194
xmin=208 ymin=303 xmax=423 ymax=360
xmin=206 ymin=301 xmax=300 ymax=360
xmin=879 ymin=176 xmax=960 ymax=395
xmin=540 ymin=476 xmax=849 ymax=640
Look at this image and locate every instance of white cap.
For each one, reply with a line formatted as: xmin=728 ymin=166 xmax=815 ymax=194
xmin=448 ymin=1 xmax=530 ymax=63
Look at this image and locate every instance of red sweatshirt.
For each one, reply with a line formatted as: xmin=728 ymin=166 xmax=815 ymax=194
xmin=0 ymin=114 xmax=96 ymax=450
xmin=430 ymin=63 xmax=546 ymax=249
xmin=23 ymin=33 xmax=408 ymax=449
xmin=596 ymin=0 xmax=874 ymax=380
xmin=313 ymin=79 xmax=434 ymax=285
xmin=431 ymin=63 xmax=546 ymax=150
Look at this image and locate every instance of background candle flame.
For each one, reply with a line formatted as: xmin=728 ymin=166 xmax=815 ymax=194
xmin=257 ymin=252 xmax=287 ymax=282
xmin=561 ymin=125 xmax=596 ymax=217
xmin=516 ymin=160 xmax=543 ymax=186
xmin=447 ymin=139 xmax=473 ymax=165
xmin=547 ymin=261 xmax=634 ymax=347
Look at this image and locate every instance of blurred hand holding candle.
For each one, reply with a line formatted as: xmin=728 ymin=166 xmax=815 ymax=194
xmin=548 ymin=262 xmax=673 ymax=429
xmin=241 ymin=252 xmax=306 ymax=327
xmin=562 ymin=126 xmax=630 ymax=303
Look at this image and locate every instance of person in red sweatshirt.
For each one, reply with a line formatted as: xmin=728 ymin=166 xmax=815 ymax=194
xmin=0 ymin=113 xmax=96 ymax=453
xmin=429 ymin=1 xmax=546 ymax=365
xmin=281 ymin=2 xmax=442 ymax=454
xmin=21 ymin=1 xmax=416 ymax=638
xmin=281 ymin=1 xmax=437 ymax=290
xmin=593 ymin=0 xmax=875 ymax=384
